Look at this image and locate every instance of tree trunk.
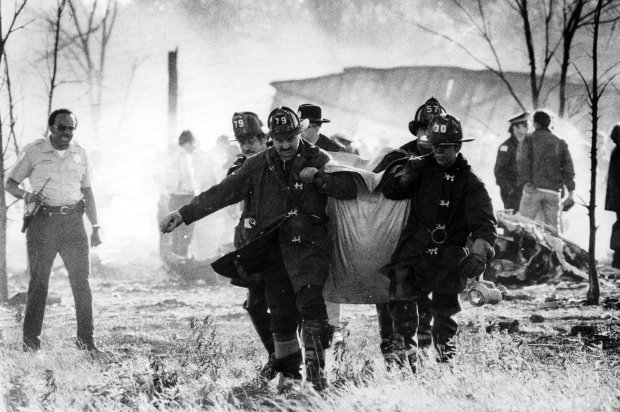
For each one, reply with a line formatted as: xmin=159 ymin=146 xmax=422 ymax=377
xmin=0 ymin=126 xmax=7 ymax=304
xmin=168 ymin=48 xmax=178 ymax=148
xmin=586 ymin=0 xmax=602 ymax=305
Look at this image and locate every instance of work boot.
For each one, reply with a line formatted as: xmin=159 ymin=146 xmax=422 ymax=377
xmin=276 ymin=371 xmax=303 ymax=393
xmin=407 ymin=348 xmax=418 ymax=374
xmin=435 ymin=342 xmax=456 ymax=363
xmin=301 ymin=319 xmax=328 ymax=391
xmin=23 ymin=336 xmax=41 ymax=352
xmin=381 ymin=333 xmax=406 ymax=371
xmin=260 ymin=352 xmax=277 ymax=381
xmin=75 ymin=338 xmax=99 ymax=352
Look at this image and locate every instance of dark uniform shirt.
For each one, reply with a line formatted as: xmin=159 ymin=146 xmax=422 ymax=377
xmin=606 ymin=144 xmax=620 ymax=212
xmin=494 ymin=135 xmax=522 ymax=211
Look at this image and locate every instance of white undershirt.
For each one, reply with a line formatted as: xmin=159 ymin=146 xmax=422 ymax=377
xmin=55 ymin=149 xmax=67 ymax=157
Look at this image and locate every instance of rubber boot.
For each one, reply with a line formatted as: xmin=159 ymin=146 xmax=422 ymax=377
xmin=432 ymin=312 xmax=458 ymax=363
xmin=273 ymin=331 xmax=302 ymax=380
xmin=389 ymin=300 xmax=419 ymax=373
xmin=301 ymin=319 xmax=328 ymax=391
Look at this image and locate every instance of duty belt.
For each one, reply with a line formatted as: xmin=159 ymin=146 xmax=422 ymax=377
xmin=41 ymin=202 xmax=84 ymax=216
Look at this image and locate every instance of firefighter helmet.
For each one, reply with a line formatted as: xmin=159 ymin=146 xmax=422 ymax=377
xmin=409 ymin=97 xmax=446 ymax=136
xmin=268 ymin=106 xmax=308 ymax=138
xmin=232 ymin=111 xmax=264 ymax=140
xmin=427 ymin=114 xmax=474 ymax=145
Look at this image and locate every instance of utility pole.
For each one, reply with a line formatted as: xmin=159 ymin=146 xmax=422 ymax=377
xmin=168 ymin=48 xmax=178 ymax=152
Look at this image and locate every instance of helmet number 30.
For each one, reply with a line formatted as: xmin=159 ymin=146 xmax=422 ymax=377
xmin=433 ymin=124 xmax=447 ymax=133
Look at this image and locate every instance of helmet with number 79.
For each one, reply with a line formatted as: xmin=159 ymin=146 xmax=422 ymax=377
xmin=427 ymin=114 xmax=474 ymax=145
xmin=232 ymin=111 xmax=264 ymax=140
xmin=268 ymin=106 xmax=309 ymax=138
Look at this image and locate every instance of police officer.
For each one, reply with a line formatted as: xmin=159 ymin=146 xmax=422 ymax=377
xmin=227 ymin=111 xmax=282 ymax=380
xmin=381 ymin=114 xmax=497 ymax=369
xmin=298 ymin=103 xmax=347 ymax=153
xmin=160 ymin=106 xmax=357 ymax=390
xmin=494 ymin=112 xmax=529 ymax=212
xmin=6 ymin=108 xmax=101 ymax=351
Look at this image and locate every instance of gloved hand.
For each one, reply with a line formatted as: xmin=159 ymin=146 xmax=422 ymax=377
xmin=300 ymin=167 xmax=319 ymax=184
xmin=462 ymin=239 xmax=494 ymax=279
xmin=470 ymin=238 xmax=495 ymax=259
xmin=395 ymin=156 xmax=426 ymax=186
xmin=461 ymin=253 xmax=486 ymax=279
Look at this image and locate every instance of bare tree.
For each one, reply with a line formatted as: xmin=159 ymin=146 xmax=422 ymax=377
xmin=44 ymin=0 xmax=68 ymax=122
xmin=574 ymin=0 xmax=618 ymax=305
xmin=0 ymin=0 xmax=30 ymax=303
xmin=507 ymin=0 xmax=562 ymax=109
xmin=558 ymin=0 xmax=620 ymax=117
xmin=59 ymin=0 xmax=118 ymax=143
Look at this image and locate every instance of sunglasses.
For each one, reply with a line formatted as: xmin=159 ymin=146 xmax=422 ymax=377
xmin=432 ymin=143 xmax=458 ymax=149
xmin=54 ymin=125 xmax=76 ymax=132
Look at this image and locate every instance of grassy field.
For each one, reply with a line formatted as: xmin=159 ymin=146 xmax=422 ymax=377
xmin=1 ymin=260 xmax=619 ymax=411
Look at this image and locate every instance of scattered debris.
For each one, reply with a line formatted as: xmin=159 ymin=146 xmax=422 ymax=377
xmin=502 ymin=291 xmax=535 ymax=301
xmin=485 ymin=211 xmax=590 ymax=287
xmin=602 ymin=297 xmax=620 ymax=310
xmin=570 ymin=324 xmax=598 ymax=337
xmin=486 ymin=317 xmax=520 ymax=333
xmin=530 ymin=314 xmax=545 ymax=323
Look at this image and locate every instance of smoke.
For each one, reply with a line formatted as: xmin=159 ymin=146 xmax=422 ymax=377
xmin=4 ymin=0 xmax=619 ymax=271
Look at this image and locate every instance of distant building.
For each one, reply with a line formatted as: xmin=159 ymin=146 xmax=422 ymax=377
xmin=270 ymin=66 xmax=615 ymax=152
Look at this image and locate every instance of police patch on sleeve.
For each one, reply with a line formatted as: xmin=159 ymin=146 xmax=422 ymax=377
xmin=499 ymin=145 xmax=508 ymax=152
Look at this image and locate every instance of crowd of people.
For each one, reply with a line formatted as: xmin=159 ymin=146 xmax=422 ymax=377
xmin=6 ymin=99 xmax=619 ymax=393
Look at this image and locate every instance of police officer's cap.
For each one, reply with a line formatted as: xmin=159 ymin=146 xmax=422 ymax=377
xmin=268 ymin=106 xmax=308 ymax=138
xmin=508 ymin=111 xmax=530 ymax=125
xmin=232 ymin=112 xmax=265 ymax=140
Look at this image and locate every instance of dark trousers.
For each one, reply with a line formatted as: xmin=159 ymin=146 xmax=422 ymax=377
xmin=263 ymin=248 xmax=327 ymax=378
xmin=168 ymin=194 xmax=195 ymax=257
xmin=24 ymin=212 xmax=93 ymax=349
xmin=388 ymin=292 xmax=460 ymax=362
xmin=243 ymin=282 xmax=275 ymax=355
xmin=500 ymin=185 xmax=522 ymax=212
xmin=612 ymin=212 xmax=620 ymax=269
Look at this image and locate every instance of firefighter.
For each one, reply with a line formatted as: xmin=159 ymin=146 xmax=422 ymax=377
xmin=227 ymin=111 xmax=280 ymax=380
xmin=381 ymin=113 xmax=497 ymax=370
xmin=160 ymin=106 xmax=357 ymax=390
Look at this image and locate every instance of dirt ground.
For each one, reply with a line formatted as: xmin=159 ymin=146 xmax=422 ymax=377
xmin=1 ymin=257 xmax=619 ymax=411
xmin=2 ymin=256 xmax=619 ymax=357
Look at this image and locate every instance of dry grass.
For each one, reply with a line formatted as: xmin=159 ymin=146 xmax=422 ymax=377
xmin=1 ymin=269 xmax=619 ymax=411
